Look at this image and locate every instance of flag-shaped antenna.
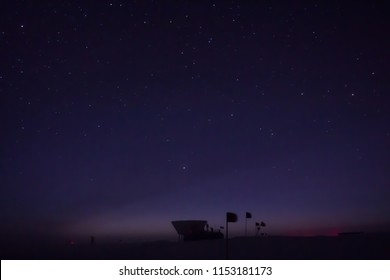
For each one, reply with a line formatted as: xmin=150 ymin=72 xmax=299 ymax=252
xmin=245 ymin=212 xmax=252 ymax=236
xmin=226 ymin=212 xmax=238 ymax=259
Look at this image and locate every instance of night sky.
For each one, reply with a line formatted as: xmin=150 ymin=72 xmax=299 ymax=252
xmin=1 ymin=1 xmax=389 ymax=242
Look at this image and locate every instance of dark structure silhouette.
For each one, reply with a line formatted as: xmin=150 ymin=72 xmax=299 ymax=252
xmin=171 ymin=220 xmax=223 ymax=241
xmin=245 ymin=212 xmax=252 ymax=236
xmin=226 ymin=212 xmax=238 ymax=259
xmin=255 ymin=221 xmax=266 ymax=236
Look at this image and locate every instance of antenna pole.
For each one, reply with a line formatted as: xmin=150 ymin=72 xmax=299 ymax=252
xmin=226 ymin=218 xmax=229 ymax=259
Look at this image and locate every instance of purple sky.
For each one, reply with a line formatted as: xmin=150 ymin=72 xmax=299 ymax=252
xmin=1 ymin=1 xmax=389 ymax=242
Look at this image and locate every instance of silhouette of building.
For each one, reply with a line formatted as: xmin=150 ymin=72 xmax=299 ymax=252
xmin=171 ymin=220 xmax=224 ymax=241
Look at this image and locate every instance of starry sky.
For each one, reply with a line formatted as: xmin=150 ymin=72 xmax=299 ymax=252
xmin=1 ymin=1 xmax=389 ymax=242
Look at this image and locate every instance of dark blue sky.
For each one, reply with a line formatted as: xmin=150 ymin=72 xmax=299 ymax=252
xmin=1 ymin=1 xmax=389 ymax=242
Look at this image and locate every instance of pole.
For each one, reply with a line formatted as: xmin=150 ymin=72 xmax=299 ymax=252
xmin=226 ymin=218 xmax=229 ymax=259
xmin=245 ymin=217 xmax=247 ymax=236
